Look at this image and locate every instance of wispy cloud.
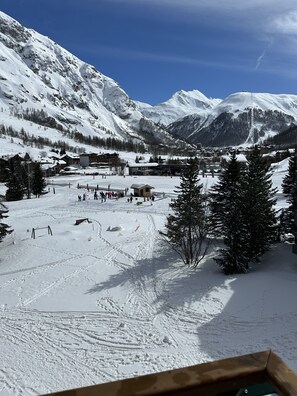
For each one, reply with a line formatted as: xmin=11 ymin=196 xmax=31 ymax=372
xmin=86 ymin=0 xmax=297 ymax=82
xmin=101 ymin=0 xmax=297 ymax=40
xmin=83 ymin=44 xmax=252 ymax=72
xmin=272 ymin=10 xmax=297 ymax=35
xmin=102 ymin=0 xmax=297 ymax=19
xmin=255 ymin=50 xmax=266 ymax=70
xmin=89 ymin=43 xmax=297 ymax=84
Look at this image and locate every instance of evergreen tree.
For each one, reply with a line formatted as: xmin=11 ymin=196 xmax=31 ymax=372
xmin=210 ymin=152 xmax=249 ymax=274
xmin=281 ymin=153 xmax=297 ymax=235
xmin=282 ymin=154 xmax=296 ymax=200
xmin=31 ymin=162 xmax=46 ymax=197
xmin=8 ymin=156 xmax=27 ymax=191
xmin=0 ymin=160 xmax=9 ymax=182
xmin=243 ymin=147 xmax=277 ymax=261
xmin=5 ymin=173 xmax=24 ymax=201
xmin=293 ymin=176 xmax=297 ymax=238
xmin=210 ymin=152 xmax=243 ymax=236
xmin=0 ymin=203 xmax=12 ymax=242
xmin=163 ymin=158 xmax=209 ymax=267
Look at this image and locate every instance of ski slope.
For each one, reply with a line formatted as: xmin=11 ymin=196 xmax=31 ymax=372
xmin=0 ymin=169 xmax=296 ymax=395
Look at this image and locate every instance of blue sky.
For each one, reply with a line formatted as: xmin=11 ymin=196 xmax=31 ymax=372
xmin=1 ymin=0 xmax=297 ymax=104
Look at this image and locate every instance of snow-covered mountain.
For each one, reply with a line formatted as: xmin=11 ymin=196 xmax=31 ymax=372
xmin=1 ymin=10 xmax=297 ymax=151
xmin=0 ymin=11 xmax=180 ymax=152
xmin=136 ymin=90 xmax=221 ymax=126
xmin=166 ymin=92 xmax=297 ymax=147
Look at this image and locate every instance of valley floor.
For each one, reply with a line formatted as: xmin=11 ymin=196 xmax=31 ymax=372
xmin=0 ymin=173 xmax=296 ymax=395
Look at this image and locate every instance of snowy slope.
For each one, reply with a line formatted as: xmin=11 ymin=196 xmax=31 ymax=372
xmin=1 ymin=9 xmax=297 ymax=150
xmin=0 ymin=162 xmax=296 ymax=395
xmin=167 ymin=91 xmax=297 ymax=146
xmin=0 ymin=11 xmax=179 ymax=149
xmin=136 ymin=89 xmax=221 ymax=126
xmin=208 ymin=91 xmax=297 ymax=121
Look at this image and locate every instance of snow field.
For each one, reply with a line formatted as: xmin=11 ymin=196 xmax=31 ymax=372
xmin=0 ymin=168 xmax=296 ymax=395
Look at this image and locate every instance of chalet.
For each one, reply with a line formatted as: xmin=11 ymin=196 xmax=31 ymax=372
xmin=128 ymin=163 xmax=158 ymax=176
xmin=41 ymin=160 xmax=67 ymax=177
xmin=130 ymin=184 xmax=154 ymax=198
xmin=61 ymin=154 xmax=80 ymax=167
xmin=129 ymin=162 xmax=189 ymax=176
xmin=80 ymin=153 xmax=121 ymax=169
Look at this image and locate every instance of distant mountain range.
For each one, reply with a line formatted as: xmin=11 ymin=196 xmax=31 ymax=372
xmin=165 ymin=92 xmax=297 ymax=147
xmin=0 ymin=10 xmax=297 ymax=151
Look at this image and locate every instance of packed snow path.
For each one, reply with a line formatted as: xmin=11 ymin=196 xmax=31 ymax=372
xmin=0 ymin=173 xmax=296 ymax=395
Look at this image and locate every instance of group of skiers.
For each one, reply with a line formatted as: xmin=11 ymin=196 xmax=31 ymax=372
xmin=78 ymin=191 xmax=156 ymax=204
xmin=78 ymin=190 xmax=123 ymax=202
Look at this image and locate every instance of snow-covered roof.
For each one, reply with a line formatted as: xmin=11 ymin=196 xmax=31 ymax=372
xmin=63 ymin=166 xmax=79 ymax=171
xmin=61 ymin=154 xmax=80 ymax=159
xmin=48 ymin=154 xmax=61 ymax=159
xmin=130 ymin=184 xmax=154 ymax=189
xmin=129 ymin=163 xmax=158 ymax=167
xmin=41 ymin=163 xmax=56 ymax=170
xmin=40 ymin=158 xmax=55 ymax=164
xmin=221 ymin=154 xmax=247 ymax=162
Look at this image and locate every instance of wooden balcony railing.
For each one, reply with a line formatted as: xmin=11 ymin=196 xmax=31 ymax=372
xmin=46 ymin=350 xmax=297 ymax=396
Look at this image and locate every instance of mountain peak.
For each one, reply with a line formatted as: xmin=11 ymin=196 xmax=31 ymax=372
xmin=137 ymin=89 xmax=221 ymax=126
xmin=0 ymin=10 xmax=296 ymax=151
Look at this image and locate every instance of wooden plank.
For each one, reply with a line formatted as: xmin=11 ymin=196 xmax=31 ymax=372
xmin=47 ymin=351 xmax=270 ymax=396
xmin=266 ymin=351 xmax=297 ymax=396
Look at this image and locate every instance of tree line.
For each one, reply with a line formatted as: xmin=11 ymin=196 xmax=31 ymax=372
xmin=0 ymin=147 xmax=296 ymax=265
xmin=0 ymin=158 xmax=47 ymax=243
xmin=163 ymin=147 xmax=296 ymax=274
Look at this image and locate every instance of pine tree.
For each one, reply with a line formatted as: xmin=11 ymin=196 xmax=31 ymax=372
xmin=164 ymin=158 xmax=209 ymax=267
xmin=0 ymin=160 xmax=9 ymax=182
xmin=243 ymin=147 xmax=277 ymax=261
xmin=5 ymin=173 xmax=24 ymax=201
xmin=282 ymin=154 xmax=296 ymax=200
xmin=31 ymin=162 xmax=46 ymax=197
xmin=210 ymin=152 xmax=249 ymax=274
xmin=293 ymin=176 xmax=297 ymax=238
xmin=0 ymin=203 xmax=12 ymax=242
xmin=210 ymin=152 xmax=243 ymax=236
xmin=281 ymin=153 xmax=297 ymax=235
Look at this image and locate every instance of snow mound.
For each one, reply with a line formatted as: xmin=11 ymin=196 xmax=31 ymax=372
xmin=106 ymin=225 xmax=123 ymax=232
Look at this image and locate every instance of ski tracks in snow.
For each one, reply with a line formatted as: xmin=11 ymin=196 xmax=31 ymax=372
xmin=0 ymin=306 xmax=179 ymax=395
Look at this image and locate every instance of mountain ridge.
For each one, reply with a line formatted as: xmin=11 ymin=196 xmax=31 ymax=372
xmin=165 ymin=91 xmax=297 ymax=146
xmin=0 ymin=10 xmax=296 ymax=150
xmin=0 ymin=11 xmax=182 ymax=153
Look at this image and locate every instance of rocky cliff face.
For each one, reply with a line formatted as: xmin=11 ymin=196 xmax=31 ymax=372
xmin=0 ymin=11 xmax=177 ymax=149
